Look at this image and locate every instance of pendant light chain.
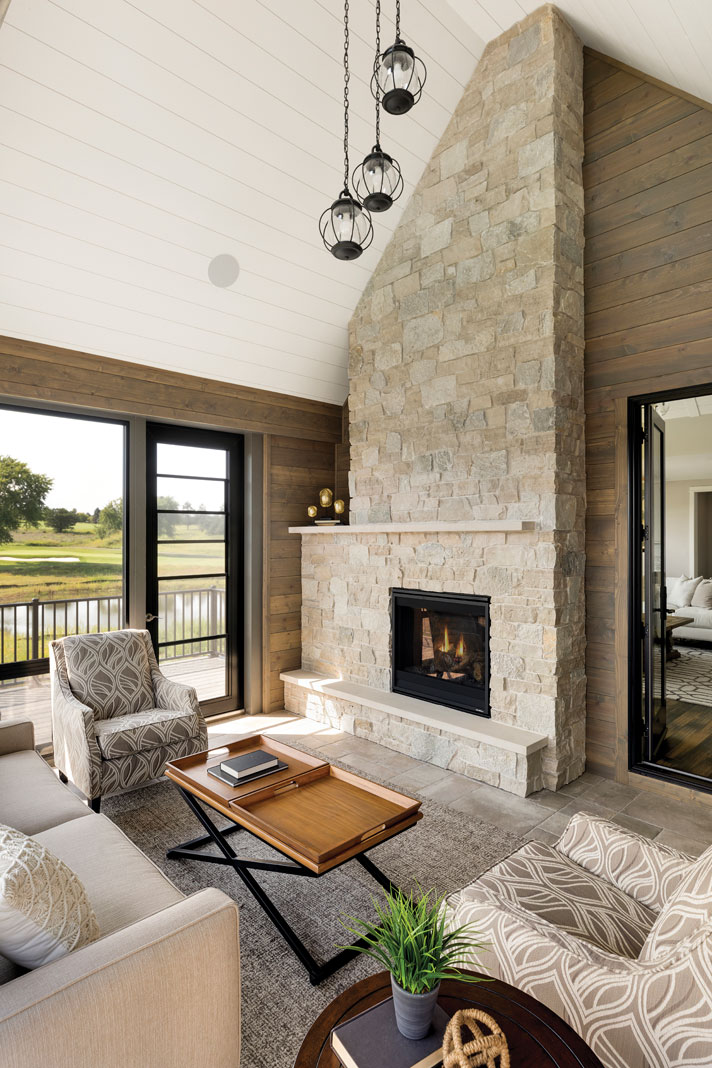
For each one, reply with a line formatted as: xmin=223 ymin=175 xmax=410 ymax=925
xmin=395 ymin=0 xmax=401 ymax=40
xmin=343 ymin=0 xmax=351 ymax=193
xmin=374 ymin=0 xmax=381 ymax=147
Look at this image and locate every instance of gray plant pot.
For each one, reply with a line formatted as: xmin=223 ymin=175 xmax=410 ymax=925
xmin=390 ymin=975 xmax=441 ymax=1040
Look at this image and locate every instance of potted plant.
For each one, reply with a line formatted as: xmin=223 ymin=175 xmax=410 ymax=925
xmin=341 ymin=885 xmax=487 ymax=1040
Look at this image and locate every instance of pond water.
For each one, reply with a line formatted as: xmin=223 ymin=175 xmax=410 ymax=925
xmin=0 ymin=556 xmax=80 ymax=563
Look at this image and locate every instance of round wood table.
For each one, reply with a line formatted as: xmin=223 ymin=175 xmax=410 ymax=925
xmin=294 ymin=970 xmax=605 ymax=1067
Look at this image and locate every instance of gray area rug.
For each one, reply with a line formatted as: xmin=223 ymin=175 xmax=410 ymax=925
xmin=103 ymin=740 xmax=522 ymax=1068
xmin=667 ymin=644 xmax=712 ymax=704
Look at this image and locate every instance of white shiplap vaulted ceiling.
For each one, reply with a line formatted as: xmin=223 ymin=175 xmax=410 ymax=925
xmin=0 ymin=2 xmax=710 ymax=406
xmin=0 ymin=0 xmax=484 ymax=404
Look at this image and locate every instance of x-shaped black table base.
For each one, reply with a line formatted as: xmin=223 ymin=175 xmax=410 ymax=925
xmin=166 ymin=785 xmax=401 ymax=985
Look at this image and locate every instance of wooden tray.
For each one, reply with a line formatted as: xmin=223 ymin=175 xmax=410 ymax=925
xmin=228 ymin=763 xmax=422 ymax=866
xmin=165 ymin=735 xmax=328 ymax=807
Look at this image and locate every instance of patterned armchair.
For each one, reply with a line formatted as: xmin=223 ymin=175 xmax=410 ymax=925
xmin=50 ymin=629 xmax=208 ymax=810
xmin=447 ymin=812 xmax=712 ymax=1068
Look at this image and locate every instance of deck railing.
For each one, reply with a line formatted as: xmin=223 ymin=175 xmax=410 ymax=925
xmin=0 ymin=587 xmax=226 ymax=666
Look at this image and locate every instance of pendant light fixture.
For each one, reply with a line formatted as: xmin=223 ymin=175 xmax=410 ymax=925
xmin=319 ymin=0 xmax=373 ymax=260
xmin=372 ymin=0 xmax=427 ymax=116
xmin=352 ymin=0 xmax=404 ymax=213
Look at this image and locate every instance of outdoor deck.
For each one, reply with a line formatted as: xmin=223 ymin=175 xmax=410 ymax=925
xmin=0 ymin=657 xmax=227 ymax=747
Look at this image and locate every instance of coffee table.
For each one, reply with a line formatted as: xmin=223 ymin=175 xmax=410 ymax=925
xmin=164 ymin=734 xmax=422 ymax=985
xmin=294 ymin=970 xmax=605 ymax=1067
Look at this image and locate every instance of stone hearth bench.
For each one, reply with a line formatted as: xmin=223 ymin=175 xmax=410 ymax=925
xmin=281 ymin=668 xmax=549 ymax=797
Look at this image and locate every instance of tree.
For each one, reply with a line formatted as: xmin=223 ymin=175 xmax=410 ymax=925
xmin=0 ymin=456 xmax=52 ymax=543
xmin=91 ymin=507 xmax=100 ymax=524
xmin=45 ymin=507 xmax=79 ymax=533
xmin=157 ymin=495 xmax=179 ymax=539
xmin=98 ymin=498 xmax=123 ymax=538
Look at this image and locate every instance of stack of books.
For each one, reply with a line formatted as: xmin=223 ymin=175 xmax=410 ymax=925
xmin=331 ymin=999 xmax=449 ymax=1068
xmin=207 ymin=749 xmax=287 ymax=788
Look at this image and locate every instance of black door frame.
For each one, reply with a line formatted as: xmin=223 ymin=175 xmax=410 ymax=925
xmin=628 ymin=386 xmax=712 ymax=794
xmin=146 ymin=423 xmax=244 ymax=717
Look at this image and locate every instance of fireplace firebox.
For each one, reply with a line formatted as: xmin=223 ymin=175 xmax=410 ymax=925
xmin=391 ymin=588 xmax=490 ymax=717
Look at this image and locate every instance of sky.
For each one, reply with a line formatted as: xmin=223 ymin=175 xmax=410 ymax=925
xmin=0 ymin=408 xmax=124 ymax=512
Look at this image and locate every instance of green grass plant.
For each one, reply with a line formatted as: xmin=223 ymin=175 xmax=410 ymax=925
xmin=340 ymin=885 xmax=488 ymax=994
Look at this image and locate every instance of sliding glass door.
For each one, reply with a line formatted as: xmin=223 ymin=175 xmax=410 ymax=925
xmin=146 ymin=424 xmax=243 ymax=716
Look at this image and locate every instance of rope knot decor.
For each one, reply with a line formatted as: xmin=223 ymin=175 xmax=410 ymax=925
xmin=442 ymin=1009 xmax=510 ymax=1068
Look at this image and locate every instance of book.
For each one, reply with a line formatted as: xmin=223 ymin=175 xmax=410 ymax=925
xmin=207 ymin=758 xmax=288 ymax=789
xmin=330 ymin=998 xmax=449 ymax=1068
xmin=220 ymin=749 xmax=279 ymax=780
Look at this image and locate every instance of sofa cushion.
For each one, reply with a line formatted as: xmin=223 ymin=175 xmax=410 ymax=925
xmin=691 ymin=579 xmax=712 ymax=608
xmin=62 ymin=630 xmax=154 ymax=720
xmin=94 ymin=707 xmax=202 ymax=760
xmin=0 ymin=823 xmax=99 ymax=968
xmin=640 ymin=844 xmax=712 ymax=961
xmin=669 ymin=575 xmax=702 ymax=608
xmin=33 ymin=813 xmax=184 ymax=938
xmin=0 ymin=751 xmax=91 ymax=836
xmin=464 ymin=840 xmax=656 ymax=958
xmin=556 ymin=812 xmax=691 ymax=913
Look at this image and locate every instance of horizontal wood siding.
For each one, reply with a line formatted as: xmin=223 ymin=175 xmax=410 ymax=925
xmin=263 ymin=435 xmax=336 ymax=712
xmin=0 ymin=335 xmax=342 ymax=442
xmin=583 ymin=51 xmax=712 ymax=783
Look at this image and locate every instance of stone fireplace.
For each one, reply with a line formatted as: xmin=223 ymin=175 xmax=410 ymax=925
xmin=392 ymin=589 xmax=490 ymax=717
xmin=282 ymin=5 xmax=586 ymax=797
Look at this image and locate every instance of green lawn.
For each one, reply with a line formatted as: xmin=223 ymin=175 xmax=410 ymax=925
xmin=0 ymin=526 xmax=123 ymax=603
xmin=0 ymin=523 xmax=224 ymax=603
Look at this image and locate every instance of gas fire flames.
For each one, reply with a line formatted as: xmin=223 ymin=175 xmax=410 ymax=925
xmin=439 ymin=625 xmax=465 ymax=661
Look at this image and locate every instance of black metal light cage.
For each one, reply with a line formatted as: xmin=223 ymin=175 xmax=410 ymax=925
xmin=352 ymin=145 xmax=404 ymax=212
xmin=319 ymin=191 xmax=374 ymax=260
xmin=371 ymin=39 xmax=427 ymax=115
xmin=319 ymin=0 xmax=374 ymax=259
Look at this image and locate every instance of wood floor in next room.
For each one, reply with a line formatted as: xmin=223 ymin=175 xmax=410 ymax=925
xmin=657 ymin=698 xmax=712 ymax=779
xmin=206 ymin=713 xmax=712 ymax=859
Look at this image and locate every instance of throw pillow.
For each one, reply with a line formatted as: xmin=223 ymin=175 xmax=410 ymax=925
xmin=640 ymin=844 xmax=712 ymax=961
xmin=669 ymin=575 xmax=702 ymax=608
xmin=691 ymin=579 xmax=712 ymax=609
xmin=0 ymin=824 xmax=99 ymax=968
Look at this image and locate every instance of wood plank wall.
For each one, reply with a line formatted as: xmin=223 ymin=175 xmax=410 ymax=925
xmin=583 ymin=50 xmax=712 ymax=781
xmin=0 ymin=337 xmax=343 ymax=714
xmin=262 ymin=436 xmax=336 ymax=712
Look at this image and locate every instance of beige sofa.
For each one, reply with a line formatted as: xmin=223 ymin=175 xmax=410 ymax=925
xmin=0 ymin=720 xmax=241 ymax=1068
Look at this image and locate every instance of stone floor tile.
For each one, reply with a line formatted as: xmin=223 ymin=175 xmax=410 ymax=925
xmin=622 ymin=794 xmax=712 ymax=842
xmin=371 ymin=750 xmax=424 ymax=775
xmin=535 ymin=798 xmax=616 ymax=838
xmin=523 ymin=827 xmax=560 ymax=846
xmin=389 ymin=762 xmax=452 ymax=791
xmin=583 ymin=780 xmax=643 ymax=812
xmin=450 ymin=789 xmax=549 ymax=837
xmin=611 ymin=813 xmax=660 ymax=839
xmin=526 ymin=789 xmax=570 ymax=811
xmin=554 ymin=778 xmax=598 ymax=799
xmin=654 ymin=829 xmax=709 ymax=858
xmin=419 ymin=774 xmax=480 ymax=805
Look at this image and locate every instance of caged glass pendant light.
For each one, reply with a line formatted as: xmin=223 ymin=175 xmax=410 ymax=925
xmin=319 ymin=0 xmax=373 ymax=259
xmin=352 ymin=0 xmax=404 ymax=212
xmin=371 ymin=0 xmax=427 ymax=116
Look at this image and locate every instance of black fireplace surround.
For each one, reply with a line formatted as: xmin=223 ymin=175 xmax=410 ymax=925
xmin=391 ymin=588 xmax=490 ymax=717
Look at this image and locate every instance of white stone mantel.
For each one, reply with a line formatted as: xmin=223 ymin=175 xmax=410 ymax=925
xmin=288 ymin=520 xmax=537 ymax=535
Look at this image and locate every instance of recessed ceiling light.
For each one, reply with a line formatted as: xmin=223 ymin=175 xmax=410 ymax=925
xmin=208 ymin=254 xmax=240 ymax=287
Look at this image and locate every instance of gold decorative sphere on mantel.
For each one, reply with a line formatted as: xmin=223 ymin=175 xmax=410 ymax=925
xmin=307 ymin=505 xmax=318 ymax=519
xmin=319 ymin=487 xmax=333 ymax=508
xmin=334 ymin=499 xmax=345 ymax=515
